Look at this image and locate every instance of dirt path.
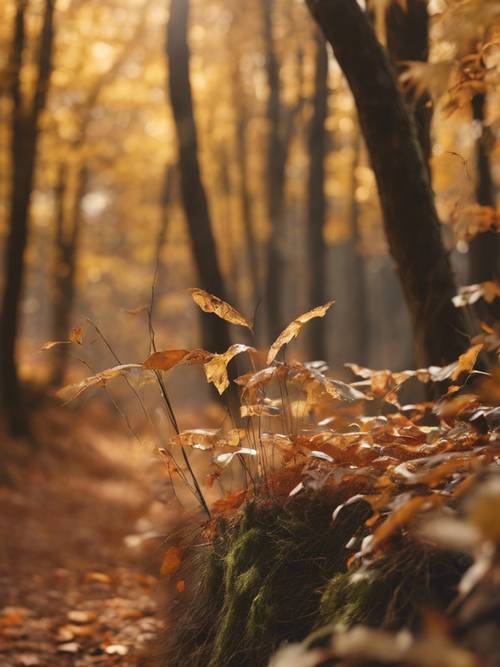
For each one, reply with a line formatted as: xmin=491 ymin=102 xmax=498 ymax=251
xmin=0 ymin=405 xmax=170 ymax=667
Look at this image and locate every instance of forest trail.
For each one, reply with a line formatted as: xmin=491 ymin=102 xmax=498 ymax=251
xmin=0 ymin=403 xmax=169 ymax=667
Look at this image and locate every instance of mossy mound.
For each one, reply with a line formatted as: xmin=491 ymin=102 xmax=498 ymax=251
xmin=160 ymin=497 xmax=467 ymax=667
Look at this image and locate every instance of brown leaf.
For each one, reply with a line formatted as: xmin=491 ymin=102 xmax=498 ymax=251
xmin=372 ymin=496 xmax=431 ymax=548
xmin=41 ymin=340 xmax=69 ymax=350
xmin=58 ymin=364 xmax=144 ymax=403
xmin=451 ymin=343 xmax=483 ymax=381
xmin=69 ymin=326 xmax=83 ymax=344
xmin=143 ymin=349 xmax=190 ymax=371
xmin=176 ymin=580 xmax=185 ymax=593
xmin=171 ymin=428 xmax=219 ymax=449
xmin=267 ymin=301 xmax=335 ymax=365
xmin=160 ymin=546 xmax=182 ymax=577
xmin=189 ymin=288 xmax=252 ymax=329
xmin=204 ymin=344 xmax=256 ymax=394
xmin=235 ymin=365 xmax=289 ymax=401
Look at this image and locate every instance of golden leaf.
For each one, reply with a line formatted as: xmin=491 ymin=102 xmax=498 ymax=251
xmin=235 ymin=365 xmax=289 ymax=401
xmin=189 ymin=288 xmax=252 ymax=329
xmin=41 ymin=340 xmax=69 ymax=351
xmin=451 ymin=343 xmax=483 ymax=381
xmin=203 ymin=344 xmax=256 ymax=394
xmin=170 ymin=428 xmax=219 ymax=449
xmin=160 ymin=547 xmax=182 ymax=577
xmin=58 ymin=364 xmax=144 ymax=403
xmin=69 ymin=327 xmax=83 ymax=345
xmin=267 ymin=301 xmax=335 ymax=365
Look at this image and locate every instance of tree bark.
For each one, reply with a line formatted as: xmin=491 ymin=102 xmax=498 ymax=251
xmin=232 ymin=65 xmax=260 ymax=310
xmin=307 ymin=0 xmax=469 ymax=367
xmin=468 ymin=93 xmax=499 ymax=322
xmin=307 ymin=31 xmax=329 ymax=360
xmin=50 ymin=163 xmax=88 ymax=386
xmin=345 ymin=133 xmax=369 ymax=366
xmin=166 ymin=0 xmax=232 ymax=355
xmin=262 ymin=0 xmax=287 ymax=342
xmin=386 ymin=0 xmax=432 ymax=168
xmin=0 ymin=0 xmax=56 ymax=435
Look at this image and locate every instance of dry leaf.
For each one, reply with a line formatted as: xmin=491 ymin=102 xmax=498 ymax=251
xmin=41 ymin=340 xmax=69 ymax=350
xmin=176 ymin=580 xmax=185 ymax=593
xmin=372 ymin=496 xmax=430 ymax=548
xmin=204 ymin=344 xmax=256 ymax=394
xmin=160 ymin=547 xmax=182 ymax=577
xmin=189 ymin=288 xmax=252 ymax=329
xmin=235 ymin=365 xmax=289 ymax=401
xmin=451 ymin=343 xmax=483 ymax=381
xmin=171 ymin=428 xmax=219 ymax=449
xmin=143 ymin=349 xmax=190 ymax=371
xmin=267 ymin=301 xmax=335 ymax=365
xmin=58 ymin=364 xmax=144 ymax=403
xmin=69 ymin=326 xmax=83 ymax=344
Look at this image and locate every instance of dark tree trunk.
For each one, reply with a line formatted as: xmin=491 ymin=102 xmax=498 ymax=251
xmin=468 ymin=93 xmax=500 ymax=322
xmin=166 ymin=0 xmax=231 ymax=355
xmin=345 ymin=134 xmax=369 ymax=366
xmin=0 ymin=0 xmax=56 ymax=435
xmin=262 ymin=0 xmax=287 ymax=342
xmin=50 ymin=164 xmax=88 ymax=387
xmin=232 ymin=66 xmax=260 ymax=311
xmin=307 ymin=31 xmax=329 ymax=361
xmin=386 ymin=0 xmax=432 ymax=168
xmin=307 ymin=0 xmax=469 ymax=367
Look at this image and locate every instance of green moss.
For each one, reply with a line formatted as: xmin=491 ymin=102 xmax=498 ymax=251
xmin=160 ymin=497 xmax=467 ymax=667
xmin=319 ymin=571 xmax=386 ymax=630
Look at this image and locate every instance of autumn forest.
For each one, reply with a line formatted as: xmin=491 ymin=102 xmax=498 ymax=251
xmin=0 ymin=0 xmax=499 ymax=666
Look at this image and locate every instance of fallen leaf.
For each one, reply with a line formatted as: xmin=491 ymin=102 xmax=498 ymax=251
xmin=57 ymin=642 xmax=80 ymax=653
xmin=85 ymin=571 xmax=111 ymax=585
xmin=189 ymin=288 xmax=252 ymax=329
xmin=160 ymin=546 xmax=182 ymax=577
xmin=67 ymin=610 xmax=97 ymax=624
xmin=267 ymin=301 xmax=335 ymax=365
xmin=105 ymin=644 xmax=129 ymax=656
xmin=176 ymin=580 xmax=185 ymax=593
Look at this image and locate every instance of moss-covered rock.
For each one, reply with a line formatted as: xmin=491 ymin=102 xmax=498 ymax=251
xmin=159 ymin=497 xmax=467 ymax=667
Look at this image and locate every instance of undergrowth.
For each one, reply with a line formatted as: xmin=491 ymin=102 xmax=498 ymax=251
xmin=49 ymin=289 xmax=500 ymax=667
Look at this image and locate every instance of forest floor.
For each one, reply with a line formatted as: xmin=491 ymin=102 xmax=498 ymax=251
xmin=0 ymin=400 xmax=173 ymax=667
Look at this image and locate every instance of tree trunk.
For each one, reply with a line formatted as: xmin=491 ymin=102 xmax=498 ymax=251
xmin=166 ymin=0 xmax=231 ymax=355
xmin=50 ymin=163 xmax=88 ymax=387
xmin=0 ymin=0 xmax=56 ymax=435
xmin=307 ymin=0 xmax=469 ymax=367
xmin=345 ymin=133 xmax=369 ymax=366
xmin=386 ymin=0 xmax=432 ymax=168
xmin=232 ymin=66 xmax=260 ymax=311
xmin=307 ymin=31 xmax=329 ymax=361
xmin=262 ymin=0 xmax=287 ymax=342
xmin=468 ymin=93 xmax=499 ymax=322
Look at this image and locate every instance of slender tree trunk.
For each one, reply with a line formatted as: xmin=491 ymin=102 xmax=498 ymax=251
xmin=307 ymin=31 xmax=329 ymax=360
xmin=307 ymin=0 xmax=469 ymax=367
xmin=50 ymin=164 xmax=87 ymax=386
xmin=262 ymin=0 xmax=287 ymax=341
xmin=345 ymin=133 xmax=369 ymax=365
xmin=469 ymin=93 xmax=500 ymax=322
xmin=232 ymin=67 xmax=260 ymax=309
xmin=0 ymin=0 xmax=56 ymax=435
xmin=166 ymin=0 xmax=231 ymax=355
xmin=386 ymin=0 xmax=432 ymax=168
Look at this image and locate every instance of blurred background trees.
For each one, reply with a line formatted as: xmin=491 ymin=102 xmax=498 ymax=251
xmin=0 ymin=0 xmax=498 ymax=435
